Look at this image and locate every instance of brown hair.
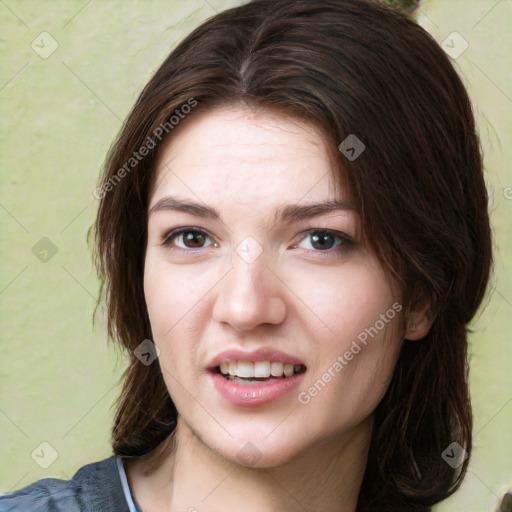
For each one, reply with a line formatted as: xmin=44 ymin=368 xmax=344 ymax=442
xmin=92 ymin=0 xmax=492 ymax=510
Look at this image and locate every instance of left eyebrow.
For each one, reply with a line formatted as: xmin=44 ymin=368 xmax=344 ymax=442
xmin=149 ymin=195 xmax=359 ymax=224
xmin=273 ymin=199 xmax=359 ymax=225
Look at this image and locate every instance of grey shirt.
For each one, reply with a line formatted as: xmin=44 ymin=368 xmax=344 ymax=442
xmin=0 ymin=456 xmax=143 ymax=512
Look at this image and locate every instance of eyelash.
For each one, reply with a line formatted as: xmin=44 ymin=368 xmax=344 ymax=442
xmin=161 ymin=227 xmax=353 ymax=257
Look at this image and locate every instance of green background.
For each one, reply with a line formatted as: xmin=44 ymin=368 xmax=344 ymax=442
xmin=0 ymin=1 xmax=510 ymax=510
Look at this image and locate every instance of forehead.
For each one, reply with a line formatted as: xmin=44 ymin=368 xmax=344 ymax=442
xmin=150 ymin=106 xmax=345 ymax=209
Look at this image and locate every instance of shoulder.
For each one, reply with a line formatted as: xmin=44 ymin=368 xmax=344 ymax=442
xmin=0 ymin=456 xmax=130 ymax=512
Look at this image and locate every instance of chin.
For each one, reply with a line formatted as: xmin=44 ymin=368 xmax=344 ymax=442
xmin=227 ymin=441 xmax=304 ymax=469
xmin=199 ymin=422 xmax=316 ymax=469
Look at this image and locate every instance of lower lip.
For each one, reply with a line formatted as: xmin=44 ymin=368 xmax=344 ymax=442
xmin=209 ymin=371 xmax=305 ymax=406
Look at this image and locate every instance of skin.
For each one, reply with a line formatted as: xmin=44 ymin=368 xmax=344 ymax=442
xmin=127 ymin=105 xmax=431 ymax=512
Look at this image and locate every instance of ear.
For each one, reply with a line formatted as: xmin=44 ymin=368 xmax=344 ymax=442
xmin=404 ymin=302 xmax=434 ymax=341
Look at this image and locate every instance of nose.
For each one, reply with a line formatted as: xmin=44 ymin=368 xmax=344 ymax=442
xmin=212 ymin=246 xmax=287 ymax=333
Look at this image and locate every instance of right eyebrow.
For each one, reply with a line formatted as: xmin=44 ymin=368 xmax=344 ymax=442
xmin=150 ymin=196 xmax=219 ymax=219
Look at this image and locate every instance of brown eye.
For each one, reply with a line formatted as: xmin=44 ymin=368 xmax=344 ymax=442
xmin=181 ymin=230 xmax=207 ymax=248
xmin=297 ymin=230 xmax=351 ymax=254
xmin=162 ymin=228 xmax=217 ymax=250
xmin=310 ymin=232 xmax=338 ymax=250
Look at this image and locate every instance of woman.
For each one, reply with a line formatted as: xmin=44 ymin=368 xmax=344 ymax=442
xmin=0 ymin=0 xmax=493 ymax=510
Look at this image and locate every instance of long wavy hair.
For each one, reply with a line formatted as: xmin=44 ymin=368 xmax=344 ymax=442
xmin=92 ymin=0 xmax=493 ymax=510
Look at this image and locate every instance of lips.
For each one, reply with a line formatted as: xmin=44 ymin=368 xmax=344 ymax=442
xmin=207 ymin=348 xmax=307 ymax=406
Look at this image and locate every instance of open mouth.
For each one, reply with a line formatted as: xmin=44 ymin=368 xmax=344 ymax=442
xmin=208 ymin=353 xmax=307 ymax=405
xmin=213 ymin=361 xmax=307 ymax=385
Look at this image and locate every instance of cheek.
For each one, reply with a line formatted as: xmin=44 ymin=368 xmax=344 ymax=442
xmin=328 ymin=268 xmax=403 ymax=389
xmin=298 ymin=323 xmax=402 ymax=438
xmin=294 ymin=261 xmax=403 ymax=424
xmin=143 ymin=265 xmax=209 ymax=417
xmin=143 ymin=254 xmax=217 ymax=337
xmin=282 ymin=258 xmax=398 ymax=345
xmin=143 ymin=256 xmax=211 ymax=377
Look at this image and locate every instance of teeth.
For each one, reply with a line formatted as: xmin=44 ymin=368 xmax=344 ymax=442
xmin=237 ymin=361 xmax=254 ymax=378
xmin=270 ymin=362 xmax=283 ymax=377
xmin=254 ymin=361 xmax=271 ymax=378
xmin=218 ymin=360 xmax=303 ymax=379
xmin=283 ymin=363 xmax=294 ymax=377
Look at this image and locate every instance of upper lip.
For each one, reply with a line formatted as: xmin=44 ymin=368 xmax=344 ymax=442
xmin=207 ymin=348 xmax=305 ymax=370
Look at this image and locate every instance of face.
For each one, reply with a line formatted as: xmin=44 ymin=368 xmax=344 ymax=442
xmin=144 ymin=105 xmax=405 ymax=468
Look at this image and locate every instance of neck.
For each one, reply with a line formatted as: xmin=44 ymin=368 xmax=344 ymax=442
xmin=127 ymin=416 xmax=372 ymax=512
